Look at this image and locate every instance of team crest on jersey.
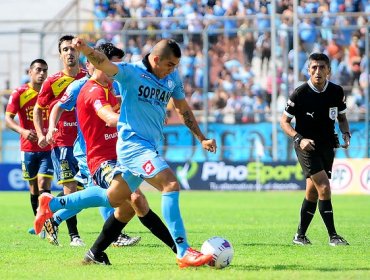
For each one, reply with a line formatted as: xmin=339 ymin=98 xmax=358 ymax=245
xmin=329 ymin=107 xmax=338 ymax=120
xmin=94 ymin=100 xmax=103 ymax=111
xmin=167 ymin=79 xmax=174 ymax=88
xmin=142 ymin=160 xmax=155 ymax=175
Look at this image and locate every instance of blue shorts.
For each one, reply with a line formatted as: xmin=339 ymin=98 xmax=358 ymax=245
xmin=116 ymin=135 xmax=169 ymax=192
xmin=93 ymin=160 xmax=119 ymax=189
xmin=51 ymin=146 xmax=78 ymax=184
xmin=21 ymin=151 xmax=54 ymax=180
xmin=74 ymin=153 xmax=96 ymax=188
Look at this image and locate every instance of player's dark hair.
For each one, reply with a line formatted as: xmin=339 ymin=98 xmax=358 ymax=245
xmin=58 ymin=35 xmax=75 ymax=53
xmin=167 ymin=39 xmax=181 ymax=58
xmin=308 ymin=53 xmax=330 ymax=66
xmin=29 ymin=58 xmax=47 ymax=68
xmin=95 ymin=43 xmax=125 ymax=60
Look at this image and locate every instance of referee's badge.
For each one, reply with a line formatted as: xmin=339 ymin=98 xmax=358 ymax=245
xmin=329 ymin=107 xmax=338 ymax=120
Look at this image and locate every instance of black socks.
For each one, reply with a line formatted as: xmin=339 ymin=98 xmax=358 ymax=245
xmin=319 ymin=199 xmax=337 ymax=236
xmin=297 ymin=198 xmax=317 ymax=236
xmin=91 ymin=214 xmax=127 ymax=255
xmin=139 ymin=209 xmax=177 ymax=253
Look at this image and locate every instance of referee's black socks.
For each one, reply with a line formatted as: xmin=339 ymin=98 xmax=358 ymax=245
xmin=297 ymin=198 xmax=317 ymax=236
xmin=319 ymin=199 xmax=337 ymax=236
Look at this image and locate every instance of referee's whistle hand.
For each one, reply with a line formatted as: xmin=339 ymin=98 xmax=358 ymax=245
xmin=300 ymin=139 xmax=315 ymax=151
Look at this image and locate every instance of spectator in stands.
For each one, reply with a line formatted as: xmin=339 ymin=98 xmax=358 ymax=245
xmin=256 ymin=31 xmax=271 ymax=75
xmin=101 ymin=10 xmax=122 ymax=43
xmin=211 ymin=88 xmax=228 ymax=123
xmin=253 ymin=93 xmax=270 ymax=123
xmin=299 ymin=17 xmax=318 ymax=54
xmin=238 ymin=19 xmax=256 ymax=66
xmin=204 ymin=3 xmax=221 ymax=44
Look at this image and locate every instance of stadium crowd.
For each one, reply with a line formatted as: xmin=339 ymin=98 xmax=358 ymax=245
xmin=8 ymin=0 xmax=369 ymax=124
xmin=89 ymin=0 xmax=369 ymax=123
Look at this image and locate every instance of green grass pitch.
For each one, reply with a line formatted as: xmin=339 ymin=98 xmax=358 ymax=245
xmin=1 ymin=191 xmax=369 ymax=279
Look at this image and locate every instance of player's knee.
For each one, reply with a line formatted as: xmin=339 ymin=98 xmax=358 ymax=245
xmin=114 ymin=202 xmax=135 ymax=223
xmin=317 ymin=185 xmax=331 ymax=199
xmin=63 ymin=181 xmax=78 ymax=193
xmin=163 ymin=181 xmax=180 ymax=193
xmin=131 ymin=192 xmax=149 ymax=216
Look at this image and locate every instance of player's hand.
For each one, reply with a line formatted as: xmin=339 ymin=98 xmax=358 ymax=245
xmin=21 ymin=129 xmax=38 ymax=142
xmin=37 ymin=135 xmax=49 ymax=149
xmin=71 ymin=37 xmax=88 ymax=53
xmin=45 ymin=128 xmax=57 ymax=145
xmin=202 ymin=139 xmax=217 ymax=153
xmin=300 ymin=138 xmax=315 ymax=151
xmin=341 ymin=134 xmax=350 ymax=149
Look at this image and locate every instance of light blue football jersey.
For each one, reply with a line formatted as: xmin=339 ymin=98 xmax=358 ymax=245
xmin=113 ymin=59 xmax=185 ymax=149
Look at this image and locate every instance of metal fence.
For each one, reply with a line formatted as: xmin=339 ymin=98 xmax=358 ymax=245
xmin=0 ymin=11 xmax=369 ymax=162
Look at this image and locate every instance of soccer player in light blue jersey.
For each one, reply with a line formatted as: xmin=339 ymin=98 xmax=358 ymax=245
xmin=36 ymin=38 xmax=217 ymax=268
xmin=44 ymin=44 xmax=141 ymax=247
xmin=44 ymin=43 xmax=175 ymax=251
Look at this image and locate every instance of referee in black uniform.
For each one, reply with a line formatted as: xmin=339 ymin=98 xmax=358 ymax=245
xmin=280 ymin=53 xmax=351 ymax=246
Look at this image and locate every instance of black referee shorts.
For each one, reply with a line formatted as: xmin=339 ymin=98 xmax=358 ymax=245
xmin=295 ymin=146 xmax=335 ymax=178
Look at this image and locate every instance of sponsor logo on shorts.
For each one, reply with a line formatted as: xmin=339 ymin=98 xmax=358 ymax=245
xmin=142 ymin=160 xmax=155 ymax=175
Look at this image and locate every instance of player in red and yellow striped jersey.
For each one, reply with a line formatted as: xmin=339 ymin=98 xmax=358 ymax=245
xmin=5 ymin=59 xmax=54 ymax=228
xmin=33 ymin=35 xmax=86 ymax=246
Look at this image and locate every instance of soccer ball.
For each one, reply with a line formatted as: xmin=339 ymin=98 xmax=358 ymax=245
xmin=201 ymin=236 xmax=234 ymax=269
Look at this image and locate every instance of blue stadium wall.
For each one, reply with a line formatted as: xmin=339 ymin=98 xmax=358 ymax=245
xmin=0 ymin=121 xmax=367 ymax=191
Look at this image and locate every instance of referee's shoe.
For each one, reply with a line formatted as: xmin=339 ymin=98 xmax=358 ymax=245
xmin=293 ymin=233 xmax=312 ymax=245
xmin=329 ymin=234 xmax=349 ymax=246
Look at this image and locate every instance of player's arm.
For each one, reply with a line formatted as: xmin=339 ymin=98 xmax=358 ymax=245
xmin=280 ymin=113 xmax=315 ymax=151
xmin=46 ymin=101 xmax=65 ymax=144
xmin=337 ymin=113 xmax=351 ymax=149
xmin=33 ymin=103 xmax=48 ymax=148
xmin=5 ymin=113 xmax=37 ymax=142
xmin=172 ymin=98 xmax=217 ymax=153
xmin=97 ymin=105 xmax=119 ymax=127
xmin=72 ymin=37 xmax=118 ymax=77
xmin=280 ymin=114 xmax=296 ymax=138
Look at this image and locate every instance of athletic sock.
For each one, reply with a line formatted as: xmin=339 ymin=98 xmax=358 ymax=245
xmin=53 ymin=209 xmax=82 ymax=226
xmin=139 ymin=209 xmax=177 ymax=253
xmin=39 ymin=190 xmax=51 ymax=194
xmin=90 ymin=214 xmax=126 ymax=255
xmin=66 ymin=215 xmax=79 ymax=240
xmin=161 ymin=191 xmax=189 ymax=258
xmin=319 ymin=199 xmax=337 ymax=236
xmin=49 ymin=187 xmax=111 ymax=212
xmin=99 ymin=207 xmax=114 ymax=221
xmin=30 ymin=194 xmax=39 ymax=216
xmin=297 ymin=198 xmax=317 ymax=236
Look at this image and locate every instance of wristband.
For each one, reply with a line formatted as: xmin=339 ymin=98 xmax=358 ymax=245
xmin=293 ymin=133 xmax=303 ymax=146
xmin=342 ymin=132 xmax=351 ymax=139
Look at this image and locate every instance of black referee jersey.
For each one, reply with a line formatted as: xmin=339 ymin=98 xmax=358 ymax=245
xmin=284 ymin=80 xmax=347 ymax=148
